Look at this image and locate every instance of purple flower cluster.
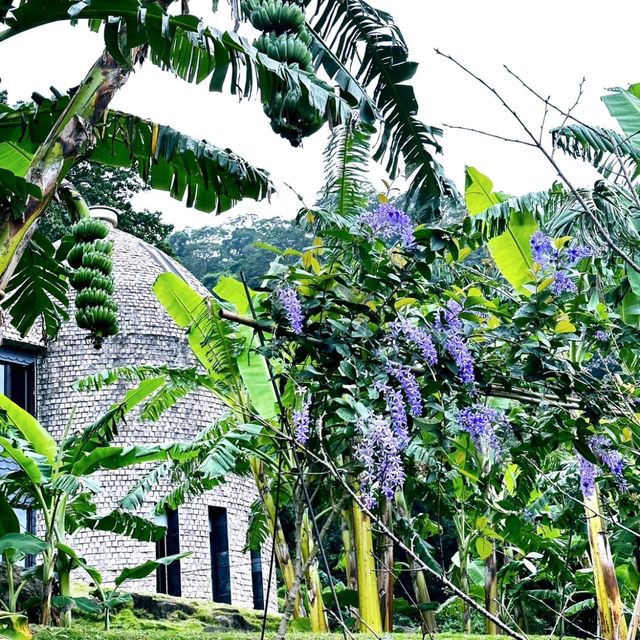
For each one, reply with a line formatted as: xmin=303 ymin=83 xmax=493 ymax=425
xmin=578 ymin=454 xmax=597 ymax=497
xmin=275 ymin=285 xmax=304 ymax=335
xmin=550 ymin=270 xmax=578 ymax=296
xmin=385 ymin=362 xmax=423 ymax=417
xmin=588 ymin=435 xmax=627 ymax=491
xmin=436 ymin=300 xmax=475 ymax=385
xmin=354 ymin=414 xmax=406 ymax=509
xmin=390 ymin=318 xmax=438 ymax=366
xmin=357 ymin=203 xmax=415 ymax=249
xmin=374 ymin=380 xmax=409 ymax=448
xmin=529 ymin=231 xmax=592 ymax=296
xmin=293 ymin=395 xmax=312 ymax=445
xmin=457 ymin=404 xmax=505 ymax=456
xmin=595 ymin=330 xmax=608 ymax=342
xmin=530 ymin=231 xmax=556 ymax=267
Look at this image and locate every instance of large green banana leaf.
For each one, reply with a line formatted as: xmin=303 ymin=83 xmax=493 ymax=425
xmin=465 ymin=166 xmax=537 ymax=294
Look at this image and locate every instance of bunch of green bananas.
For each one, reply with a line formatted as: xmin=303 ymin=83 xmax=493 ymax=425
xmin=68 ymin=218 xmax=119 ymax=348
xmin=243 ymin=0 xmax=325 ymax=145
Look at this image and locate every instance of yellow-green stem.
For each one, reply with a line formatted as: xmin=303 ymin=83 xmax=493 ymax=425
xmin=584 ymin=485 xmax=627 ymax=640
xmin=250 ymin=458 xmax=305 ymax=617
xmin=352 ymin=499 xmax=382 ymax=634
xmin=300 ymin=509 xmax=328 ymax=632
xmin=484 ymin=544 xmax=498 ymax=635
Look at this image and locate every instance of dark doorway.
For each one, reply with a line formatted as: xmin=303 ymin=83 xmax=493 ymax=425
xmin=156 ymin=508 xmax=181 ymax=596
xmin=209 ymin=507 xmax=231 ymax=604
xmin=250 ymin=549 xmax=264 ymax=610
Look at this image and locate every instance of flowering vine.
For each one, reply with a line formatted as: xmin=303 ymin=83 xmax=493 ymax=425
xmin=530 ymin=230 xmax=592 ymax=295
xmin=357 ymin=203 xmax=415 ymax=249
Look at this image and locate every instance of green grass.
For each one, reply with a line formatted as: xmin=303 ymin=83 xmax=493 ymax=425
xmin=35 ymin=632 xmax=580 ymax=640
xmin=30 ymin=591 xmax=581 ymax=640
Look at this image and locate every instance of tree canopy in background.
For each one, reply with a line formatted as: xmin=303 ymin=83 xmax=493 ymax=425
xmin=39 ymin=162 xmax=175 ymax=254
xmin=170 ymin=214 xmax=312 ymax=288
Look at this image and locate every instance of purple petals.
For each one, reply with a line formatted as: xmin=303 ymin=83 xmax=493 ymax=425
xmin=390 ymin=318 xmax=438 ymax=366
xmin=275 ymin=285 xmax=304 ymax=335
xmin=529 ymin=231 xmax=592 ymax=297
xmin=355 ymin=414 xmax=406 ymax=509
xmin=385 ymin=362 xmax=423 ymax=418
xmin=293 ymin=394 xmax=312 ymax=445
xmin=457 ymin=404 xmax=505 ymax=456
xmin=578 ymin=454 xmax=597 ymax=498
xmin=357 ymin=203 xmax=415 ymax=249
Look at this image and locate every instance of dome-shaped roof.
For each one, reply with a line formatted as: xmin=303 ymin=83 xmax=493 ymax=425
xmin=39 ymin=221 xmax=222 ymax=440
xmin=1 ymin=220 xmax=275 ymax=609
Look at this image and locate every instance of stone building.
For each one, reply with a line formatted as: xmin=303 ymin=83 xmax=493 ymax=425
xmin=0 ymin=208 xmax=276 ymax=611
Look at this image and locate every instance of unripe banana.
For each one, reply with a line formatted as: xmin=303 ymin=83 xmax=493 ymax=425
xmin=68 ymin=216 xmax=119 ymax=347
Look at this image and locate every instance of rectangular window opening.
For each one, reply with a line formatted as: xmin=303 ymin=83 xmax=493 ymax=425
xmin=209 ymin=507 xmax=231 ymax=604
xmin=250 ymin=549 xmax=264 ymax=610
xmin=155 ymin=509 xmax=181 ymax=597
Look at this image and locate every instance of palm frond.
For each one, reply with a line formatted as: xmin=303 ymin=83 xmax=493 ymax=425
xmin=1 ymin=230 xmax=70 ymax=337
xmin=0 ymin=97 xmax=273 ymax=214
xmin=545 ymin=181 xmax=640 ymax=253
xmin=82 ymin=509 xmax=166 ymax=542
xmin=552 ymin=123 xmax=640 ymax=181
xmin=309 ymin=0 xmax=448 ymax=219
xmin=1 ymin=1 xmax=360 ymax=134
xmin=244 ymin=498 xmax=269 ymax=552
xmin=319 ymin=122 xmax=372 ymax=222
xmin=468 ymin=190 xmax=556 ymax=241
xmin=154 ymin=422 xmax=257 ymax=512
xmin=74 ymin=364 xmax=213 ymax=423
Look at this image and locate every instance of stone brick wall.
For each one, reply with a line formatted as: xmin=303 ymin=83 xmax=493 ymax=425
xmin=31 ymin=224 xmax=277 ymax=611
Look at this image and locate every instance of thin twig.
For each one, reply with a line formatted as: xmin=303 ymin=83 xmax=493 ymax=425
xmin=442 ymin=123 xmax=535 ymax=147
xmin=435 ymin=49 xmax=640 ymax=275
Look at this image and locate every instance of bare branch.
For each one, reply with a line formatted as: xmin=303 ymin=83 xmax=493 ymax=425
xmin=435 ymin=49 xmax=640 ymax=275
xmin=442 ymin=123 xmax=535 ymax=147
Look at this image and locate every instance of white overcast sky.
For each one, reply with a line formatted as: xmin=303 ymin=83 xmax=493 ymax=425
xmin=1 ymin=1 xmax=639 ymax=229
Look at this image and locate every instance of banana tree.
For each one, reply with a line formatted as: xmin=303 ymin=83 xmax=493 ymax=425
xmin=75 ymin=273 xmax=320 ymax=623
xmin=0 ymin=389 xmax=208 ymax=626
xmin=0 ymin=0 xmax=446 ymax=343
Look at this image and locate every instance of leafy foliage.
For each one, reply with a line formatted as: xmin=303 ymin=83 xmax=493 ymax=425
xmin=309 ymin=0 xmax=449 ymax=219
xmin=169 ymin=213 xmax=312 ymax=288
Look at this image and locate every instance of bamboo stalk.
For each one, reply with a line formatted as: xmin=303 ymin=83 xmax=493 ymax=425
xmin=250 ymin=458 xmax=305 ymax=617
xmin=584 ymin=485 xmax=628 ymax=640
xmin=301 ymin=509 xmax=329 ymax=633
xmin=484 ymin=544 xmax=498 ymax=635
xmin=394 ymin=490 xmax=437 ymax=633
xmin=352 ymin=498 xmax=383 ymax=634
xmin=378 ymin=500 xmax=395 ymax=632
xmin=341 ymin=507 xmax=358 ymax=591
xmin=627 ymin=586 xmax=640 ymax=640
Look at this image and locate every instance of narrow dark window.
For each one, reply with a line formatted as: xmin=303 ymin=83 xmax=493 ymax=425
xmin=250 ymin=549 xmax=264 ymax=610
xmin=209 ymin=507 xmax=231 ymax=604
xmin=0 ymin=352 xmax=36 ymax=413
xmin=155 ymin=509 xmax=181 ymax=596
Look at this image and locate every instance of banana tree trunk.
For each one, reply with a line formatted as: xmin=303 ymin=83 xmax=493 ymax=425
xmin=40 ymin=545 xmax=56 ymax=626
xmin=395 ymin=490 xmax=437 ymax=633
xmin=460 ymin=555 xmax=472 ymax=635
xmin=378 ymin=500 xmax=394 ymax=633
xmin=627 ymin=585 xmax=640 ymax=640
xmin=300 ymin=509 xmax=328 ymax=632
xmin=484 ymin=544 xmax=498 ymax=635
xmin=0 ymin=47 xmax=145 ymax=291
xmin=341 ymin=507 xmax=358 ymax=591
xmin=352 ymin=499 xmax=383 ymax=634
xmin=584 ymin=484 xmax=627 ymax=640
xmin=250 ymin=459 xmax=305 ymax=617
